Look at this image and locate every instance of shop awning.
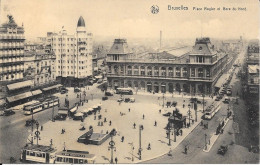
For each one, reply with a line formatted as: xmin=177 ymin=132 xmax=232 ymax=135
xmin=7 ymin=92 xmax=33 ymax=102
xmin=7 ymin=80 xmax=33 ymax=91
xmin=42 ymin=84 xmax=63 ymax=91
xmin=0 ymin=99 xmax=6 ymax=106
xmin=31 ymin=90 xmax=42 ymax=96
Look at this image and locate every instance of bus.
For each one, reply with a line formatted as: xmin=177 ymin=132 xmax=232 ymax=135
xmin=20 ymin=144 xmax=57 ymax=163
xmin=115 ymin=88 xmax=133 ymax=95
xmin=24 ymin=97 xmax=59 ymax=115
xmin=54 ymin=150 xmax=96 ymax=164
xmin=204 ymin=102 xmax=221 ymax=120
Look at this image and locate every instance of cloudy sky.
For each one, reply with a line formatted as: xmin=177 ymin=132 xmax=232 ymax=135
xmin=1 ymin=0 xmax=259 ymax=40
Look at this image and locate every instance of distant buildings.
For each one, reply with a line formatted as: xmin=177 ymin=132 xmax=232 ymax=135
xmin=107 ymin=38 xmax=228 ymax=95
xmin=52 ymin=16 xmax=93 ymax=87
xmin=246 ymin=40 xmax=259 ymax=94
xmin=222 ymin=36 xmax=243 ymax=53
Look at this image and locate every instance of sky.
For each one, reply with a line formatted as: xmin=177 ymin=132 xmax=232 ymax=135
xmin=0 ymin=0 xmax=259 ymax=41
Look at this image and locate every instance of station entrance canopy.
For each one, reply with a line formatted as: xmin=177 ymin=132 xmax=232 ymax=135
xmin=42 ymin=84 xmax=63 ymax=91
xmin=7 ymin=80 xmax=33 ymax=91
xmin=7 ymin=91 xmax=33 ymax=103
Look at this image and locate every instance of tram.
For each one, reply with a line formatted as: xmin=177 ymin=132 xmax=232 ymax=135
xmin=20 ymin=144 xmax=57 ymax=163
xmin=204 ymin=102 xmax=221 ymax=120
xmin=23 ymin=97 xmax=59 ymax=115
xmin=54 ymin=150 xmax=96 ymax=164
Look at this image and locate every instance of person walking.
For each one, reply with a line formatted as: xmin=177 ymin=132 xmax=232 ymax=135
xmin=148 ymin=143 xmax=151 ymax=150
xmin=184 ymin=145 xmax=188 ymax=154
xmin=115 ymin=157 xmax=118 ymax=164
xmin=129 ymin=108 xmax=131 ymax=112
xmin=109 ymin=120 xmax=112 ymax=126
xmin=183 ymin=104 xmax=185 ymax=108
xmin=41 ymin=125 xmax=43 ymax=131
xmin=121 ymin=136 xmax=124 ymax=142
xmin=154 ymin=121 xmax=157 ymax=126
xmin=143 ymin=114 xmax=145 ymax=119
xmin=133 ymin=123 xmax=136 ymax=129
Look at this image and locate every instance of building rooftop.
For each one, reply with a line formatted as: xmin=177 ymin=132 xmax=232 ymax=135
xmin=77 ymin=16 xmax=85 ymax=27
xmin=248 ymin=65 xmax=259 ymax=74
xmin=107 ymin=39 xmax=133 ymax=55
xmin=190 ymin=38 xmax=217 ymax=55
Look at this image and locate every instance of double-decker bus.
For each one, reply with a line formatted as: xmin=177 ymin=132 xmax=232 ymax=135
xmin=54 ymin=150 xmax=96 ymax=164
xmin=115 ymin=88 xmax=133 ymax=95
xmin=20 ymin=144 xmax=57 ymax=163
xmin=204 ymin=102 xmax=221 ymax=120
xmin=23 ymin=97 xmax=59 ymax=115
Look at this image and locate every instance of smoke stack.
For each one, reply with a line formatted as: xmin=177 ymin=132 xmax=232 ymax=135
xmin=160 ymin=30 xmax=162 ymax=50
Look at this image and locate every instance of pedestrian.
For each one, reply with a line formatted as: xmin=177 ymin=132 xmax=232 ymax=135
xmin=154 ymin=121 xmax=157 ymax=126
xmin=109 ymin=120 xmax=112 ymax=126
xmin=41 ymin=125 xmax=43 ymax=131
xmin=104 ymin=117 xmax=107 ymax=122
xmin=184 ymin=146 xmax=188 ymax=154
xmin=133 ymin=123 xmax=136 ymax=129
xmin=192 ymin=120 xmax=194 ymax=124
xmin=129 ymin=108 xmax=130 ymax=112
xmin=183 ymin=100 xmax=185 ymax=102
xmin=94 ymin=115 xmax=96 ymax=120
xmin=106 ymin=130 xmax=109 ymax=134
xmin=183 ymin=104 xmax=185 ymax=108
xmin=121 ymin=136 xmax=124 ymax=142
xmin=180 ymin=129 xmax=183 ymax=136
xmin=115 ymin=157 xmax=118 ymax=164
xmin=143 ymin=114 xmax=145 ymax=119
xmin=159 ymin=109 xmax=161 ymax=113
xmin=148 ymin=143 xmax=151 ymax=150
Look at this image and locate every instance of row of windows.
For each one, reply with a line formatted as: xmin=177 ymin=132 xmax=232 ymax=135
xmin=58 ymin=71 xmax=87 ymax=75
xmin=109 ymin=65 xmax=210 ymax=78
xmin=56 ymin=157 xmax=87 ymax=164
xmin=26 ymin=151 xmax=46 ymax=158
xmin=58 ymin=60 xmax=87 ymax=64
xmin=58 ymin=66 xmax=87 ymax=69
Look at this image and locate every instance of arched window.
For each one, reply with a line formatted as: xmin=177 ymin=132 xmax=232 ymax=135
xmin=182 ymin=67 xmax=187 ymax=77
xmin=168 ymin=67 xmax=173 ymax=77
xmin=114 ymin=65 xmax=118 ymax=74
xmin=133 ymin=65 xmax=139 ymax=75
xmin=140 ymin=66 xmax=145 ymax=76
xmin=147 ymin=66 xmax=152 ymax=76
xmin=161 ymin=67 xmax=166 ymax=77
xmin=154 ymin=66 xmax=159 ymax=76
xmin=176 ymin=67 xmax=180 ymax=77
xmin=198 ymin=68 xmax=204 ymax=77
xmin=127 ymin=66 xmax=132 ymax=75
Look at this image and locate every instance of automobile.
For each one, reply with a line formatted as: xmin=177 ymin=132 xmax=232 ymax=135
xmin=105 ymin=91 xmax=113 ymax=96
xmin=74 ymin=88 xmax=81 ymax=93
xmin=130 ymin=97 xmax=135 ymax=103
xmin=218 ymin=145 xmax=228 ymax=155
xmin=54 ymin=114 xmax=67 ymax=121
xmin=102 ymin=96 xmax=108 ymax=101
xmin=25 ymin=119 xmax=37 ymax=127
xmin=124 ymin=98 xmax=130 ymax=103
xmin=163 ymin=112 xmax=172 ymax=117
xmin=60 ymin=89 xmax=68 ymax=94
xmin=3 ymin=109 xmax=15 ymax=116
xmin=73 ymin=112 xmax=85 ymax=121
xmin=117 ymin=98 xmax=123 ymax=102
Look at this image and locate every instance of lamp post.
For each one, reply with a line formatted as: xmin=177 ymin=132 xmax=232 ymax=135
xmin=162 ymin=93 xmax=165 ymax=108
xmin=204 ymin=134 xmax=207 ymax=150
xmin=188 ymin=104 xmax=191 ymax=127
xmin=138 ymin=125 xmax=143 ymax=160
xmin=166 ymin=122 xmax=171 ymax=146
xmin=31 ymin=109 xmax=34 ymax=144
xmin=108 ymin=130 xmax=116 ymax=164
xmin=35 ymin=122 xmax=39 ymax=145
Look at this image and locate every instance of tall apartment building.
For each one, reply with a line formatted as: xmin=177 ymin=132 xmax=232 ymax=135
xmin=0 ymin=15 xmax=26 ymax=97
xmin=52 ymin=16 xmax=93 ymax=87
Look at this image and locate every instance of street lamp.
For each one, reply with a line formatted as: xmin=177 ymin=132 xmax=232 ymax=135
xmin=162 ymin=93 xmax=165 ymax=108
xmin=31 ymin=109 xmax=34 ymax=144
xmin=138 ymin=125 xmax=143 ymax=160
xmin=35 ymin=122 xmax=40 ymax=145
xmin=166 ymin=122 xmax=172 ymax=146
xmin=108 ymin=129 xmax=116 ymax=164
xmin=188 ymin=104 xmax=191 ymax=127
xmin=204 ymin=134 xmax=207 ymax=150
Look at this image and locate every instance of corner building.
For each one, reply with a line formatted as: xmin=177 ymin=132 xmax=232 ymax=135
xmin=52 ymin=16 xmax=93 ymax=87
xmin=107 ymin=38 xmax=228 ymax=95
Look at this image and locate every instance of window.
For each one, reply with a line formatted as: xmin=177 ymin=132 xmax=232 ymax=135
xmin=198 ymin=68 xmax=204 ymax=77
xmin=206 ymin=69 xmax=210 ymax=77
xmin=182 ymin=68 xmax=187 ymax=77
xmin=69 ymin=158 xmax=73 ymax=163
xmin=175 ymin=67 xmax=180 ymax=77
xmin=141 ymin=66 xmax=145 ymax=76
xmin=161 ymin=67 xmax=166 ymax=76
xmin=147 ymin=66 xmax=152 ymax=76
xmin=196 ymin=56 xmax=205 ymax=63
xmin=127 ymin=66 xmax=132 ymax=75
xmin=168 ymin=67 xmax=173 ymax=77
xmin=108 ymin=66 xmax=111 ymax=73
xmin=114 ymin=65 xmax=119 ymax=74
xmin=154 ymin=67 xmax=159 ymax=76
xmin=191 ymin=68 xmax=195 ymax=77
xmin=133 ymin=66 xmax=139 ymax=75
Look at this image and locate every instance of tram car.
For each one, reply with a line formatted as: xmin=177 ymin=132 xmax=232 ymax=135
xmin=54 ymin=150 xmax=96 ymax=164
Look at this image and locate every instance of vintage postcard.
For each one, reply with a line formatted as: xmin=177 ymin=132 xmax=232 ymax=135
xmin=0 ymin=0 xmax=259 ymax=164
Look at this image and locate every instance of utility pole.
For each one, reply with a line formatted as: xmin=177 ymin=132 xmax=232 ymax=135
xmin=138 ymin=125 xmax=143 ymax=160
xmin=35 ymin=122 xmax=39 ymax=145
xmin=108 ymin=130 xmax=116 ymax=164
xmin=31 ymin=109 xmax=34 ymax=144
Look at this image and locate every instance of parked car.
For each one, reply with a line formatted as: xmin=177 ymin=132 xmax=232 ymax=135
xmin=163 ymin=112 xmax=172 ymax=117
xmin=105 ymin=91 xmax=113 ymax=96
xmin=218 ymin=145 xmax=228 ymax=155
xmin=54 ymin=114 xmax=67 ymax=121
xmin=25 ymin=119 xmax=37 ymax=127
xmin=102 ymin=96 xmax=108 ymax=101
xmin=124 ymin=98 xmax=130 ymax=103
xmin=74 ymin=88 xmax=81 ymax=93
xmin=3 ymin=109 xmax=15 ymax=116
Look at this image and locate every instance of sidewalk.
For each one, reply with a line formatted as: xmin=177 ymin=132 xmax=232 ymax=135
xmin=31 ymin=96 xmax=204 ymax=163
